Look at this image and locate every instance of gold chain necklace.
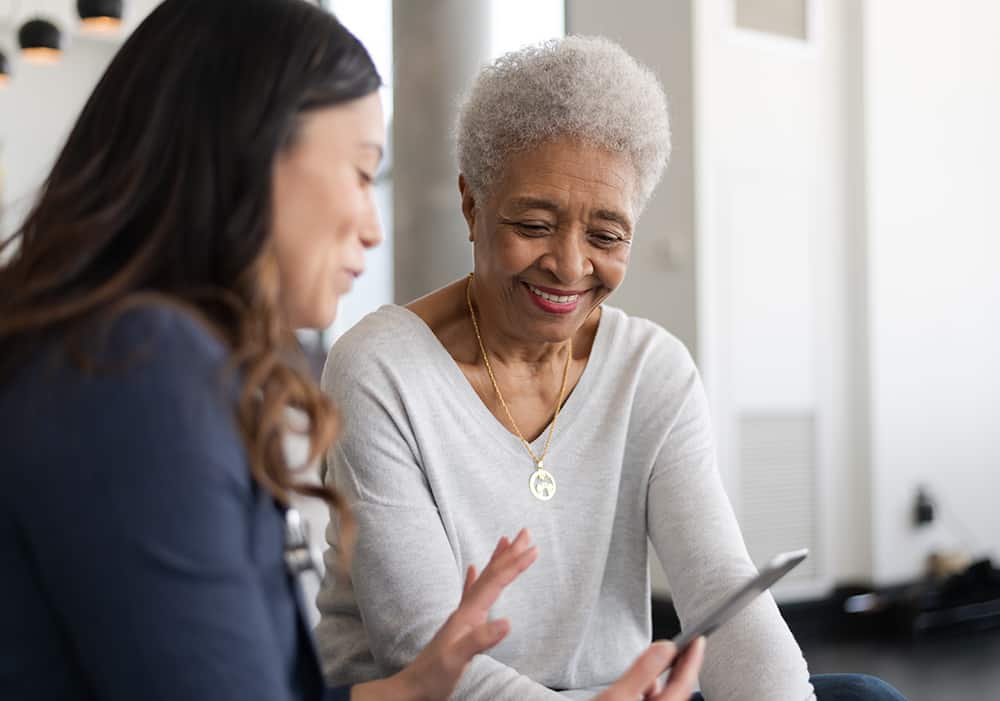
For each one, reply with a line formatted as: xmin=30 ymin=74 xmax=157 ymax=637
xmin=465 ymin=273 xmax=571 ymax=501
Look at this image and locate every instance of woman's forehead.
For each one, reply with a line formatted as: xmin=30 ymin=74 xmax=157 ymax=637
xmin=491 ymin=142 xmax=636 ymax=222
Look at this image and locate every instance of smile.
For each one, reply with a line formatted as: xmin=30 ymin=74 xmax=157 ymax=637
xmin=525 ymin=283 xmax=581 ymax=305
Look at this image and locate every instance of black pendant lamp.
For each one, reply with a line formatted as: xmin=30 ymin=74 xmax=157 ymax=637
xmin=78 ymin=0 xmax=124 ymax=32
xmin=18 ymin=18 xmax=63 ymax=64
xmin=0 ymin=50 xmax=10 ymax=86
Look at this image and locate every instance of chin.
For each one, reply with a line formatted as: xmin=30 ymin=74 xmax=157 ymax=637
xmin=524 ymin=316 xmax=582 ymax=343
xmin=291 ymin=300 xmax=339 ymax=331
xmin=315 ymin=306 xmax=339 ymax=330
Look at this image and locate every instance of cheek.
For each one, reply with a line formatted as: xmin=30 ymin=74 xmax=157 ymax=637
xmin=279 ymin=246 xmax=345 ymax=328
xmin=597 ymin=248 xmax=631 ymax=288
xmin=271 ymin=218 xmax=347 ymax=326
xmin=487 ymin=229 xmax=541 ymax=273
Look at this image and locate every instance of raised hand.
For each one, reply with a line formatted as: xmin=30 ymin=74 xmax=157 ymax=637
xmin=352 ymin=529 xmax=538 ymax=701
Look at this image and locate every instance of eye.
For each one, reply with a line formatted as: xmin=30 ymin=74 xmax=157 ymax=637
xmin=506 ymin=220 xmax=552 ymax=237
xmin=358 ymin=169 xmax=375 ymax=187
xmin=590 ymin=231 xmax=628 ymax=247
xmin=519 ymin=223 xmax=550 ymax=234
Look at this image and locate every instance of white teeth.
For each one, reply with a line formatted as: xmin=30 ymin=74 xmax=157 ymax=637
xmin=527 ymin=284 xmax=579 ymax=304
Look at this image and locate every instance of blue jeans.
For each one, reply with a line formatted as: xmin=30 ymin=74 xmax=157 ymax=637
xmin=689 ymin=674 xmax=909 ymax=700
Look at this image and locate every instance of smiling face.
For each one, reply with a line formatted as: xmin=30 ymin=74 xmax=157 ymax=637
xmin=462 ymin=138 xmax=636 ymax=345
xmin=270 ymin=91 xmax=385 ymax=329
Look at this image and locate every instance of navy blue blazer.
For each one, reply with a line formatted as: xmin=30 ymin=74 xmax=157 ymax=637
xmin=0 ymin=306 xmax=351 ymax=701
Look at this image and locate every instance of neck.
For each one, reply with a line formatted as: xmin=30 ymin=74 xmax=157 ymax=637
xmin=468 ymin=276 xmax=573 ymax=371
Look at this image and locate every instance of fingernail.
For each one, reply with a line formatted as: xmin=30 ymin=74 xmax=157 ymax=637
xmin=490 ymin=619 xmax=510 ymax=636
xmin=650 ymin=640 xmax=676 ymax=659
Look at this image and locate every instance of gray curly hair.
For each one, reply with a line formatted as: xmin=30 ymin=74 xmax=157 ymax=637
xmin=455 ymin=35 xmax=671 ymax=217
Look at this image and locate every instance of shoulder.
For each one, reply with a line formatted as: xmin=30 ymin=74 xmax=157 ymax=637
xmin=101 ymin=302 xmax=229 ymax=371
xmin=2 ymin=302 xmax=250 ymax=513
xmin=598 ymin=305 xmax=706 ymax=428
xmin=3 ymin=302 xmax=232 ymax=408
xmin=11 ymin=302 xmax=240 ymax=459
xmin=74 ymin=304 xmax=237 ymax=429
xmin=321 ymin=305 xmax=433 ymax=394
xmin=325 ymin=305 xmax=415 ymax=357
xmin=600 ymin=304 xmax=696 ymax=376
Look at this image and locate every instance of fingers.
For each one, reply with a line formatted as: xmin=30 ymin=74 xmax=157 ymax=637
xmin=451 ymin=618 xmax=511 ymax=663
xmin=461 ymin=534 xmax=512 ymax=604
xmin=601 ymin=641 xmax=676 ymax=699
xmin=654 ymin=638 xmax=705 ymax=701
xmin=461 ymin=530 xmax=538 ymax=612
xmin=491 ymin=536 xmax=511 ymax=559
xmin=649 ymin=637 xmax=705 ymax=701
xmin=463 ymin=565 xmax=477 ymax=597
xmin=642 ymin=677 xmax=663 ymax=699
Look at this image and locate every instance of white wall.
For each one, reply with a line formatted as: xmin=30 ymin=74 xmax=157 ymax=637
xmin=863 ymin=0 xmax=1000 ymax=583
xmin=0 ymin=0 xmax=162 ymax=234
xmin=693 ymin=0 xmax=864 ymax=596
xmin=0 ymin=38 xmax=116 ymax=233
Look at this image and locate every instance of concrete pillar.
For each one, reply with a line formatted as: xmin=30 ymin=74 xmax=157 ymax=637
xmin=391 ymin=0 xmax=491 ymax=303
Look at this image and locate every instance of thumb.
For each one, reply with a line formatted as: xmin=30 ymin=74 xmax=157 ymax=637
xmin=452 ymin=619 xmax=510 ymax=664
xmin=607 ymin=643 xmax=675 ymax=698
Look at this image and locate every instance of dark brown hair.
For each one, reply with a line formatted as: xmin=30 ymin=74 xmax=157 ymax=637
xmin=0 ymin=0 xmax=381 ymax=542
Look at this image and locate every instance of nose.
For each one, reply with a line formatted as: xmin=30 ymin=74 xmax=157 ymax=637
xmin=360 ymin=197 xmax=384 ymax=250
xmin=538 ymin=228 xmax=594 ymax=283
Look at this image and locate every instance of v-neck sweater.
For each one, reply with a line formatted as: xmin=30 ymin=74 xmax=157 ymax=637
xmin=315 ymin=304 xmax=814 ymax=700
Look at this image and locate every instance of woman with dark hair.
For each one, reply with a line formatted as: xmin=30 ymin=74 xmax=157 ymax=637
xmin=0 ymin=1 xmax=549 ymax=699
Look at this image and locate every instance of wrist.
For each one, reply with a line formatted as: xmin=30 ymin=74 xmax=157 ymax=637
xmin=389 ymin=667 xmax=426 ymax=701
xmin=350 ymin=672 xmax=422 ymax=701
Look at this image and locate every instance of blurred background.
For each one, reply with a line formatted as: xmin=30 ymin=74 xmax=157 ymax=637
xmin=2 ymin=2 xmax=999 ymax=698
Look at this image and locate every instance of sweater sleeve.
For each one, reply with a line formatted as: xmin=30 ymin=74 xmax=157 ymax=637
xmin=642 ymin=339 xmax=815 ymax=701
xmin=10 ymin=308 xmax=317 ymax=701
xmin=315 ymin=339 xmax=564 ymax=701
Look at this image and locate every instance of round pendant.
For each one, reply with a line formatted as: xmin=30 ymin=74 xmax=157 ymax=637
xmin=529 ymin=468 xmax=556 ymax=501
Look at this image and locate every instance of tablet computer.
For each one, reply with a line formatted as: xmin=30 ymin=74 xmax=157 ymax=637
xmin=672 ymin=548 xmax=809 ymax=651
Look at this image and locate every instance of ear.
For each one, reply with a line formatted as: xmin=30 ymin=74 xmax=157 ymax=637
xmin=459 ymin=174 xmax=477 ymax=242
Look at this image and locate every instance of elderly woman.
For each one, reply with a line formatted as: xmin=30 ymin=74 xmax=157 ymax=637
xmin=316 ymin=37 xmax=907 ymax=701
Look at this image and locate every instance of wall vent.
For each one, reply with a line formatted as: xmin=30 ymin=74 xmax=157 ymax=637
xmin=739 ymin=413 xmax=819 ymax=582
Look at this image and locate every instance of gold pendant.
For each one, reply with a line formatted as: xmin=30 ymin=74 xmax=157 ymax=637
xmin=529 ymin=467 xmax=556 ymax=501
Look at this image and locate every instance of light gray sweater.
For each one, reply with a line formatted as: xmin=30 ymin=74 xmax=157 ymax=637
xmin=316 ymin=304 xmax=814 ymax=700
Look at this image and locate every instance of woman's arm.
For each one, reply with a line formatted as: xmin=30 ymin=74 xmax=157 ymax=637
xmin=317 ymin=437 xmax=565 ymax=701
xmin=642 ymin=344 xmax=815 ymax=701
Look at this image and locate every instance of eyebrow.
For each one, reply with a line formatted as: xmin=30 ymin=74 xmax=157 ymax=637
xmin=507 ymin=197 xmax=561 ymax=214
xmin=593 ymin=208 xmax=633 ymax=233
xmin=505 ymin=197 xmax=633 ymax=233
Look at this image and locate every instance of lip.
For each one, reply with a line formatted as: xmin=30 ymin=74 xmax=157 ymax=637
xmin=524 ymin=282 xmax=590 ymax=296
xmin=336 ymin=269 xmax=363 ymax=293
xmin=522 ymin=281 xmax=585 ymax=315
